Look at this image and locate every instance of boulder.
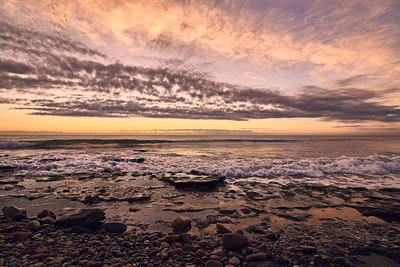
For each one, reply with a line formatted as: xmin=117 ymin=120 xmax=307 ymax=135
xmin=55 ymin=209 xmax=105 ymax=228
xmin=222 ymin=233 xmax=250 ymax=249
xmin=171 ymin=216 xmax=191 ymax=232
xmin=39 ymin=216 xmax=55 ymax=225
xmin=2 ymin=205 xmax=27 ymax=221
xmin=103 ymin=222 xmax=127 ymax=233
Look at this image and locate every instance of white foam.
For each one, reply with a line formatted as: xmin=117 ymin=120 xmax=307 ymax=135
xmin=1 ymin=150 xmax=400 ymax=189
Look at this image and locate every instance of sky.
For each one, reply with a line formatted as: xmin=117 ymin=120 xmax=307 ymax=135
xmin=0 ymin=0 xmax=400 ymax=135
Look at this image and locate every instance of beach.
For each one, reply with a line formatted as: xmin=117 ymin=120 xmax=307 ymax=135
xmin=0 ymin=136 xmax=400 ymax=266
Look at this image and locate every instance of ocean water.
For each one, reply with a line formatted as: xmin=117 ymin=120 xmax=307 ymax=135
xmin=0 ymin=135 xmax=400 ymax=189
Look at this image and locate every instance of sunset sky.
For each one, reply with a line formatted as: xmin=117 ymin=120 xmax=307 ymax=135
xmin=0 ymin=0 xmax=399 ymax=134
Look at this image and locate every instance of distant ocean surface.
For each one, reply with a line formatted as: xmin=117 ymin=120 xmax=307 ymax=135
xmin=1 ymin=135 xmax=400 ymax=189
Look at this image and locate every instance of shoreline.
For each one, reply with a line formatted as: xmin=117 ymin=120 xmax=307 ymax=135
xmin=1 ymin=172 xmax=400 ymax=266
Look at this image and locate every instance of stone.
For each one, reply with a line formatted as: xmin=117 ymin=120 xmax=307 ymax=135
xmin=199 ymin=240 xmax=209 ymax=247
xmin=216 ymin=224 xmax=232 ymax=234
xmin=160 ymin=235 xmax=180 ymax=243
xmin=55 ymin=209 xmax=105 ymax=228
xmin=37 ymin=209 xmax=56 ymax=219
xmin=168 ymin=248 xmax=182 ymax=256
xmin=302 ymin=245 xmax=317 ymax=254
xmin=103 ymin=222 xmax=127 ymax=233
xmin=205 ymin=260 xmax=222 ymax=267
xmin=2 ymin=206 xmax=27 ymax=220
xmin=171 ymin=216 xmax=191 ymax=232
xmin=228 ymin=256 xmax=241 ymax=265
xmin=39 ymin=216 xmax=55 ymax=225
xmin=160 ymin=174 xmax=226 ymax=189
xmin=245 ymin=253 xmax=268 ymax=262
xmin=88 ymin=261 xmax=102 ymax=267
xmin=178 ymin=233 xmax=192 ymax=244
xmin=25 ymin=220 xmax=41 ymax=230
xmin=222 ymin=233 xmax=250 ymax=250
xmin=9 ymin=231 xmax=32 ymax=241
xmin=34 ymin=247 xmax=49 ymax=254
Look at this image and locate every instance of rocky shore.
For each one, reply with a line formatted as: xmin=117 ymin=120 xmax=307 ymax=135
xmin=1 ymin=172 xmax=400 ymax=266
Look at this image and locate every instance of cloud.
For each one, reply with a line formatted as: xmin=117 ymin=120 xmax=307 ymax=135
xmin=0 ymin=4 xmax=400 ymax=124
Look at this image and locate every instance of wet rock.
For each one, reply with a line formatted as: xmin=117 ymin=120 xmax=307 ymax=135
xmin=302 ymin=245 xmax=317 ymax=254
xmin=160 ymin=234 xmax=180 ymax=243
xmin=216 ymin=224 xmax=232 ymax=234
xmin=25 ymin=220 xmax=41 ymax=231
xmin=2 ymin=205 xmax=27 ymax=220
xmin=37 ymin=209 xmax=56 ymax=219
xmin=222 ymin=233 xmax=250 ymax=250
xmin=245 ymin=253 xmax=268 ymax=262
xmin=171 ymin=216 xmax=191 ymax=232
xmin=228 ymin=256 xmax=241 ymax=265
xmin=39 ymin=216 xmax=55 ymax=225
xmin=355 ymin=206 xmax=400 ymax=223
xmin=9 ymin=231 xmax=32 ymax=241
xmin=205 ymin=260 xmax=222 ymax=267
xmin=55 ymin=209 xmax=105 ymax=228
xmin=103 ymin=222 xmax=127 ymax=233
xmin=178 ymin=233 xmax=192 ymax=244
xmin=160 ymin=174 xmax=226 ymax=190
xmin=34 ymin=247 xmax=49 ymax=254
xmin=168 ymin=248 xmax=182 ymax=256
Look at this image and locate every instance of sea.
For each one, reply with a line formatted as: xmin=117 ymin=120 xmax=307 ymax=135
xmin=1 ymin=135 xmax=400 ymax=189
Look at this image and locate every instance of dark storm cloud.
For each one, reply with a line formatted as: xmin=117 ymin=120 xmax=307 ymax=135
xmin=1 ymin=18 xmax=400 ymax=123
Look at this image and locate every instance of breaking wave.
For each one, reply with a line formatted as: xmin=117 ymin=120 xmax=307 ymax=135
xmin=1 ymin=151 xmax=400 ymax=188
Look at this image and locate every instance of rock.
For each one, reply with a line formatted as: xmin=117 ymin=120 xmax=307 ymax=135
xmin=199 ymin=240 xmax=209 ymax=248
xmin=216 ymin=224 xmax=232 ymax=234
xmin=9 ymin=231 xmax=32 ymax=241
xmin=168 ymin=248 xmax=182 ymax=256
xmin=25 ymin=220 xmax=41 ymax=230
xmin=160 ymin=235 xmax=180 ymax=243
xmin=171 ymin=216 xmax=191 ymax=232
xmin=222 ymin=233 xmax=250 ymax=250
xmin=2 ymin=205 xmax=27 ymax=220
xmin=39 ymin=216 xmax=55 ymax=225
xmin=205 ymin=260 xmax=222 ymax=267
xmin=160 ymin=174 xmax=226 ymax=189
xmin=228 ymin=256 xmax=241 ymax=265
xmin=245 ymin=253 xmax=268 ymax=262
xmin=302 ymin=245 xmax=317 ymax=254
xmin=55 ymin=209 xmax=105 ymax=228
xmin=178 ymin=233 xmax=192 ymax=244
xmin=88 ymin=261 xmax=102 ymax=267
xmin=37 ymin=209 xmax=56 ymax=219
xmin=103 ymin=222 xmax=127 ymax=233
xmin=34 ymin=247 xmax=49 ymax=254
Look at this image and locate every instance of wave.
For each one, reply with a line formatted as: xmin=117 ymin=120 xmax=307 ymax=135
xmin=1 ymin=152 xmax=400 ymax=188
xmin=0 ymin=141 xmax=36 ymax=149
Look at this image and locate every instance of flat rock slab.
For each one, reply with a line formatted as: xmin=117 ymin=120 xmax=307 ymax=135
xmin=159 ymin=174 xmax=225 ymax=190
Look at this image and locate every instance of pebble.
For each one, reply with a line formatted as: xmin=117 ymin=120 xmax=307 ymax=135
xmin=245 ymin=253 xmax=268 ymax=262
xmin=205 ymin=259 xmax=222 ymax=267
xmin=228 ymin=256 xmax=241 ymax=265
